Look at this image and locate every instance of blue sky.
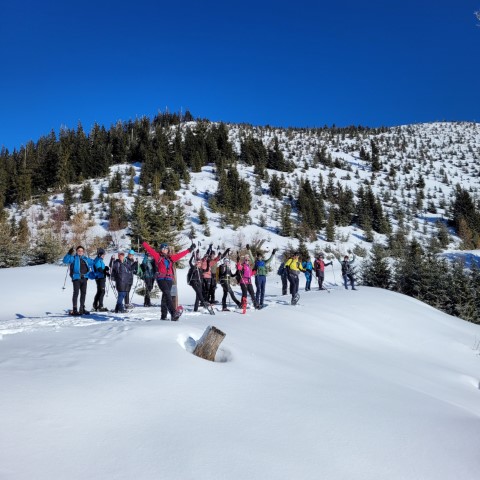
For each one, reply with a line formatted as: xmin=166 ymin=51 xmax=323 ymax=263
xmin=1 ymin=0 xmax=479 ymax=150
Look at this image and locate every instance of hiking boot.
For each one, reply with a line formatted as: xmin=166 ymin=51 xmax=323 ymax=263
xmin=222 ymin=307 xmax=230 ymax=312
xmin=98 ymin=307 xmax=109 ymax=312
xmin=79 ymin=307 xmax=90 ymax=315
xmin=70 ymin=308 xmax=80 ymax=316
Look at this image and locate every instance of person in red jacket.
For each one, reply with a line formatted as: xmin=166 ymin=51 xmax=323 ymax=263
xmin=142 ymin=240 xmax=195 ymax=320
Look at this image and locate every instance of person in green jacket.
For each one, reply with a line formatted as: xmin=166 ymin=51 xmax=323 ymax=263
xmin=247 ymin=245 xmax=277 ymax=308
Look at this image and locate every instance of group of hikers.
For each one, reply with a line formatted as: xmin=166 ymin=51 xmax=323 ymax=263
xmin=63 ymin=241 xmax=357 ymax=320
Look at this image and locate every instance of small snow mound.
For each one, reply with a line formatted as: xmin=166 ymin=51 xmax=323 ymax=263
xmin=214 ymin=347 xmax=232 ymax=363
xmin=177 ymin=333 xmax=199 ymax=353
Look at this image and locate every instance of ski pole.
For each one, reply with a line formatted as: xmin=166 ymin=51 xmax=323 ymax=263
xmin=62 ymin=265 xmax=69 ymax=290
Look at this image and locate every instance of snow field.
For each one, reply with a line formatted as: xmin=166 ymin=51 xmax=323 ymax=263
xmin=0 ymin=264 xmax=480 ymax=479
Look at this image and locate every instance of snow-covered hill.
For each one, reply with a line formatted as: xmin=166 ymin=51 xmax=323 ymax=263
xmin=0 ymin=264 xmax=479 ymax=480
xmin=7 ymin=121 xmax=480 ymax=262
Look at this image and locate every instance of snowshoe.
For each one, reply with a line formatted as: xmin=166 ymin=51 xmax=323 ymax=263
xmin=68 ymin=309 xmax=80 ymax=316
xmin=172 ymin=305 xmax=184 ymax=321
xmin=222 ymin=307 xmax=230 ymax=312
xmin=79 ymin=308 xmax=90 ymax=315
xmin=97 ymin=307 xmax=109 ymax=312
xmin=207 ymin=305 xmax=216 ymax=315
xmin=291 ymin=293 xmax=300 ymax=306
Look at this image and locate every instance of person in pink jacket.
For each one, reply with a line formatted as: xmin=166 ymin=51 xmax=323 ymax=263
xmin=236 ymin=254 xmax=260 ymax=310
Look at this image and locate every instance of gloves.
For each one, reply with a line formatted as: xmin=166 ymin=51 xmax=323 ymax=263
xmin=68 ymin=247 xmax=74 ymax=255
xmin=246 ymin=244 xmax=250 ymax=250
xmin=272 ymin=248 xmax=278 ymax=254
xmin=225 ymin=248 xmax=231 ymax=255
xmin=189 ymin=242 xmax=196 ymax=252
xmin=104 ymin=266 xmax=110 ymax=273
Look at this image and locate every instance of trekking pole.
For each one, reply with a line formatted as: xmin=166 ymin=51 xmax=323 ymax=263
xmin=105 ymin=277 xmax=110 ymax=297
xmin=62 ymin=265 xmax=69 ymax=290
xmin=109 ymin=277 xmax=118 ymax=299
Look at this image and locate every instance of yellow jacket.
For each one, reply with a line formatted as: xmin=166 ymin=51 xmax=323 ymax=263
xmin=285 ymin=258 xmax=305 ymax=274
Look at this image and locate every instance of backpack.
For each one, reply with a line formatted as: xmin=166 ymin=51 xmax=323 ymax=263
xmin=277 ymin=263 xmax=285 ymax=275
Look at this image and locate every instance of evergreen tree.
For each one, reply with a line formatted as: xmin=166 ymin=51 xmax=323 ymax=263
xmin=267 ymin=137 xmax=293 ymax=172
xmin=297 ymin=178 xmax=325 ymax=235
xmin=361 ymin=243 xmax=392 ymax=289
xmin=280 ymin=204 xmax=293 ymax=237
xmin=63 ymin=186 xmax=74 ymax=218
xmin=325 ymin=209 xmax=336 ymax=242
xmin=211 ymin=167 xmax=251 ymax=216
xmin=198 ymin=205 xmax=208 ymax=225
xmin=370 ymin=140 xmax=381 ymax=172
xmin=81 ymin=183 xmax=94 ymax=203
xmin=269 ymin=174 xmax=283 ymax=200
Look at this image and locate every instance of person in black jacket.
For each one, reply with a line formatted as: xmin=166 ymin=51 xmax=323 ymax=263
xmin=140 ymin=253 xmax=156 ymax=307
xmin=218 ymin=258 xmax=241 ymax=311
xmin=187 ymin=251 xmax=211 ymax=312
xmin=124 ymin=249 xmax=138 ymax=308
xmin=338 ymin=254 xmax=357 ymax=290
xmin=111 ymin=252 xmax=134 ymax=313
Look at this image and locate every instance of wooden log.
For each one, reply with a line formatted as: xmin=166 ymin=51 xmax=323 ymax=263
xmin=193 ymin=326 xmax=226 ymax=362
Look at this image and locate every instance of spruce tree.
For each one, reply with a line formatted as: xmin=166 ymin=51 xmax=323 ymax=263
xmin=361 ymin=243 xmax=392 ymax=289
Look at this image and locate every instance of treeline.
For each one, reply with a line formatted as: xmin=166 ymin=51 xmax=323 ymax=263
xmin=362 ymin=240 xmax=480 ymax=324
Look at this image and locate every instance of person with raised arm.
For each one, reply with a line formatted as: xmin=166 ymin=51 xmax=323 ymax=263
xmin=142 ymin=240 xmax=195 ymax=320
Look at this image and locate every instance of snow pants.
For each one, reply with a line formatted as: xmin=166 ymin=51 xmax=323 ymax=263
xmin=202 ymin=278 xmax=212 ymax=303
xmin=288 ymin=273 xmax=299 ymax=297
xmin=343 ymin=273 xmax=355 ymax=290
xmin=157 ymin=278 xmax=176 ymax=319
xmin=255 ymin=275 xmax=267 ymax=306
xmin=281 ymin=273 xmax=288 ymax=295
xmin=116 ymin=291 xmax=127 ymax=312
xmin=144 ymin=277 xmax=154 ymax=306
xmin=93 ymin=278 xmax=106 ymax=309
xmin=220 ymin=280 xmax=241 ymax=309
xmin=240 ymin=282 xmax=258 ymax=308
xmin=190 ymin=280 xmax=209 ymax=311
xmin=305 ymin=272 xmax=312 ymax=291
xmin=316 ymin=270 xmax=325 ymax=289
xmin=208 ymin=278 xmax=217 ymax=303
xmin=72 ymin=277 xmax=88 ymax=310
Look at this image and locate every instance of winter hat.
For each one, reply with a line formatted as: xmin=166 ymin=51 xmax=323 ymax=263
xmin=159 ymin=243 xmax=169 ymax=250
xmin=97 ymin=248 xmax=105 ymax=256
xmin=128 ymin=249 xmax=135 ymax=255
xmin=76 ymin=245 xmax=85 ymax=252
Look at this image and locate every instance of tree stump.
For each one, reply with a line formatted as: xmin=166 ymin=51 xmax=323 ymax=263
xmin=193 ymin=326 xmax=226 ymax=362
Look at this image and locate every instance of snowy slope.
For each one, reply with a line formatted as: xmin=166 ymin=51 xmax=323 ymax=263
xmin=1 ymin=265 xmax=479 ymax=480
xmin=8 ymin=121 xmax=480 ymax=265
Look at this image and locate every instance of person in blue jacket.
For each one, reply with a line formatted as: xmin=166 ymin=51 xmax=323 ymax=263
xmin=92 ymin=248 xmax=110 ymax=312
xmin=63 ymin=245 xmax=95 ymax=315
xmin=302 ymin=257 xmax=314 ymax=291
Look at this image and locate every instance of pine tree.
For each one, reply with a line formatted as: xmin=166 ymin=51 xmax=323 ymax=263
xmin=198 ymin=205 xmax=208 ymax=225
xmin=81 ymin=183 xmax=94 ymax=203
xmin=280 ymin=204 xmax=293 ymax=237
xmin=269 ymin=174 xmax=283 ymax=200
xmin=361 ymin=243 xmax=392 ymax=289
xmin=325 ymin=210 xmax=336 ymax=242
